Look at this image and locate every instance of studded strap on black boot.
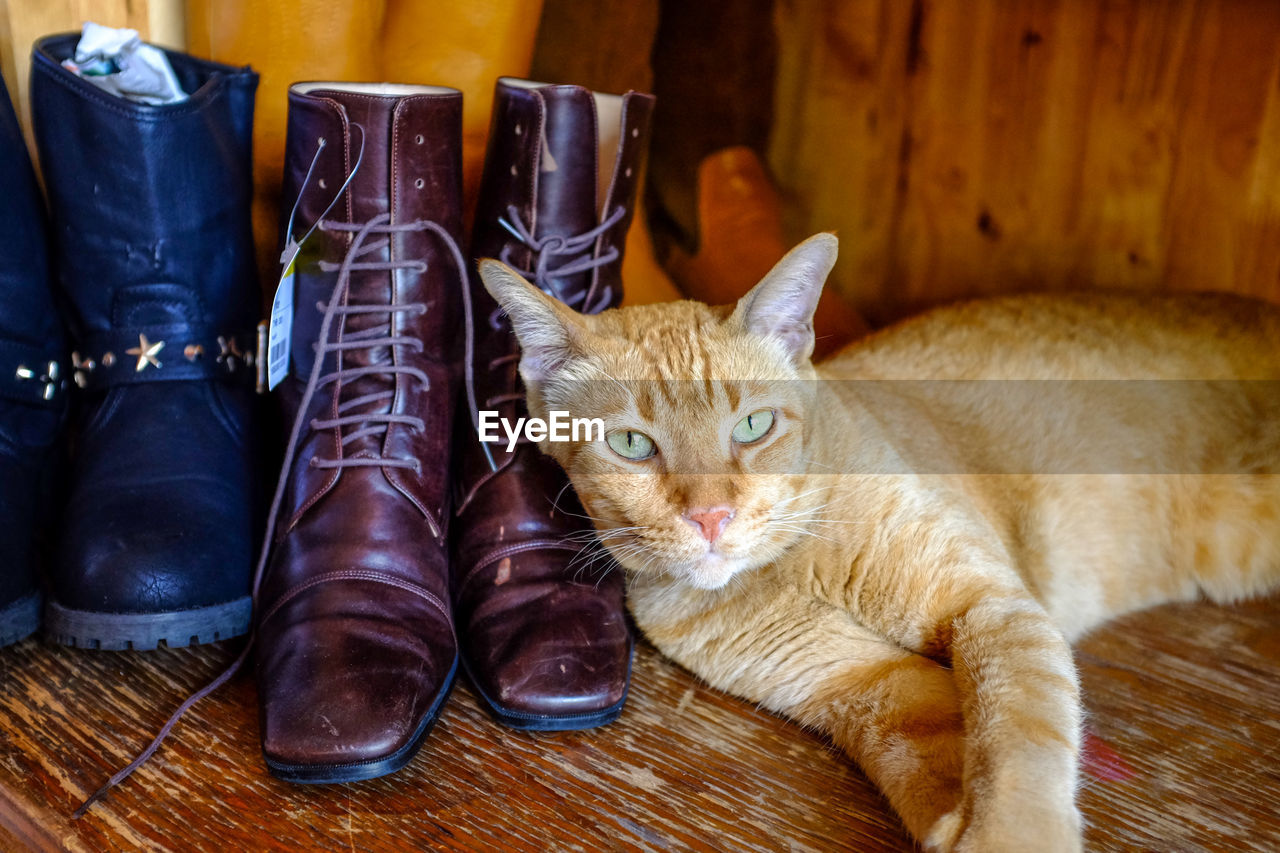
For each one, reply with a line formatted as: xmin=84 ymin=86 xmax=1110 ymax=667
xmin=0 ymin=74 xmax=67 ymax=647
xmin=452 ymin=77 xmax=655 ymax=729
xmin=30 ymin=34 xmax=261 ymax=650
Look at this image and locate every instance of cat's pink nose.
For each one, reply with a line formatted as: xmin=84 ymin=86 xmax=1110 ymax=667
xmin=684 ymin=507 xmax=734 ymax=544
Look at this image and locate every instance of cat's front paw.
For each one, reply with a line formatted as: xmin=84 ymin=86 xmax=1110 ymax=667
xmin=950 ymin=807 xmax=1083 ymax=853
xmin=921 ymin=809 xmax=965 ymax=852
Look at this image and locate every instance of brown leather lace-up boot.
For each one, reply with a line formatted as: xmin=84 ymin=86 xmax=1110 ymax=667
xmin=255 ymin=82 xmax=469 ymax=782
xmin=453 ymin=78 xmax=655 ymax=729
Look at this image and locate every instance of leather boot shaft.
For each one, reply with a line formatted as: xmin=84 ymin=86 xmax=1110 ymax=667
xmin=272 ymin=84 xmax=465 ymax=541
xmin=460 ymin=77 xmax=654 ymax=504
xmin=31 ymin=34 xmax=259 ymax=348
xmin=472 ymin=78 xmax=655 ymax=313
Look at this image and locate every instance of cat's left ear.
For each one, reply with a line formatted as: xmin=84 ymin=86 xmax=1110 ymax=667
xmin=478 ymin=259 xmax=590 ymax=382
xmin=731 ymin=232 xmax=838 ymax=365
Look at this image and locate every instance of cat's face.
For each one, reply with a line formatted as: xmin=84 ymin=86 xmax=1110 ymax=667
xmin=481 ymin=234 xmax=838 ymax=590
xmin=530 ymin=311 xmax=819 ymax=590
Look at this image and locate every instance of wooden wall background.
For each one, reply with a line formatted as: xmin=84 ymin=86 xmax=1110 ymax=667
xmin=4 ymin=1 xmax=1279 ymax=326
xmin=770 ymin=0 xmax=1280 ymax=326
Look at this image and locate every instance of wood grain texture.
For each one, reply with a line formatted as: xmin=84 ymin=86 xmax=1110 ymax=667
xmin=1075 ymin=598 xmax=1280 ymax=851
xmin=0 ymin=594 xmax=1276 ymax=850
xmin=770 ymin=0 xmax=1280 ymax=326
xmin=530 ymin=0 xmax=659 ymax=96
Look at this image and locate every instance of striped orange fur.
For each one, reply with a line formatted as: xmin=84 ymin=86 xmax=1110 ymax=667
xmin=479 ymin=234 xmax=1280 ymax=852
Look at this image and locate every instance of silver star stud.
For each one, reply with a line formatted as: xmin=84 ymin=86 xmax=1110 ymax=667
xmin=126 ymin=334 xmax=164 ymax=372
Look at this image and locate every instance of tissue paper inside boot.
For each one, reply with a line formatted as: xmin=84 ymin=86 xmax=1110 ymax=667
xmin=60 ymin=22 xmax=187 ymax=105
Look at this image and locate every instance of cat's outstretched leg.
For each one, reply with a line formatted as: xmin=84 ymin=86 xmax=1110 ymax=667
xmin=958 ymin=603 xmax=1082 ymax=851
xmin=793 ymin=647 xmax=968 ymax=850
xmin=636 ymin=585 xmax=967 ymax=848
xmin=904 ymin=586 xmax=1084 ymax=853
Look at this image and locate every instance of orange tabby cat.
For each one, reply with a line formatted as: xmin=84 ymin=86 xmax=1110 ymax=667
xmin=478 ymin=234 xmax=1280 ymax=852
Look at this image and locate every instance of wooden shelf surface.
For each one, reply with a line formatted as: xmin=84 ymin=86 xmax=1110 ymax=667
xmin=0 ymin=595 xmax=1276 ymax=851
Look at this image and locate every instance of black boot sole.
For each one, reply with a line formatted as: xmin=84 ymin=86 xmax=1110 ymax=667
xmin=0 ymin=592 xmax=41 ymax=647
xmin=263 ymin=654 xmax=459 ymax=785
xmin=44 ymin=596 xmax=252 ymax=650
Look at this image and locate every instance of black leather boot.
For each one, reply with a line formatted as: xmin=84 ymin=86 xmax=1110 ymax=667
xmin=30 ymin=34 xmax=261 ymax=650
xmin=0 ymin=75 xmax=67 ymax=647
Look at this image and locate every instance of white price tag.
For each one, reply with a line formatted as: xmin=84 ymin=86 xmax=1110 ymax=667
xmin=267 ymin=240 xmax=299 ymax=390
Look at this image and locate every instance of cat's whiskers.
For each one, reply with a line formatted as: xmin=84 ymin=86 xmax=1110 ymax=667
xmin=773 ymin=485 xmax=834 ymax=505
xmin=797 ymin=454 xmax=841 ymax=473
xmin=547 ymin=480 xmax=577 ymax=514
xmin=768 ymin=523 xmax=840 ymax=545
xmin=618 ymin=542 xmax=668 ymax=579
xmin=769 ymin=487 xmax=846 ymax=520
xmin=586 ymin=536 xmax=653 ymax=574
xmin=564 ymin=540 xmax=633 ymax=588
xmin=550 ymin=501 xmax=635 ymax=530
xmin=562 ymin=525 xmax=648 ymax=545
xmin=769 ymin=492 xmax=872 ymax=528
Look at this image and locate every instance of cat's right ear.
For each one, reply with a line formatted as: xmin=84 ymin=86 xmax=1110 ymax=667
xmin=478 ymin=259 xmax=589 ymax=382
xmin=731 ymin=232 xmax=838 ymax=365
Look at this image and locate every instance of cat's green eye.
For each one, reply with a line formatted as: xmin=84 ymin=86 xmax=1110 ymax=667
xmin=732 ymin=409 xmax=775 ymax=444
xmin=607 ymin=429 xmax=657 ymax=460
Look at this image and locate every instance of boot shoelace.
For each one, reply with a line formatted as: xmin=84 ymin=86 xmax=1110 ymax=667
xmin=309 ymin=217 xmax=429 ymax=472
xmin=479 ymin=204 xmax=625 ymax=451
xmin=73 ymin=210 xmax=481 ymax=817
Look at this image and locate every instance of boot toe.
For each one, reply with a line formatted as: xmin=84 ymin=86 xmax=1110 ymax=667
xmin=464 ymin=564 xmax=632 ymax=729
xmin=49 ymin=383 xmax=255 ymax=636
xmin=258 ymin=579 xmax=457 ymax=782
xmin=56 ymin=469 xmax=250 ymax=612
xmin=48 ymin=465 xmax=253 ymax=649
